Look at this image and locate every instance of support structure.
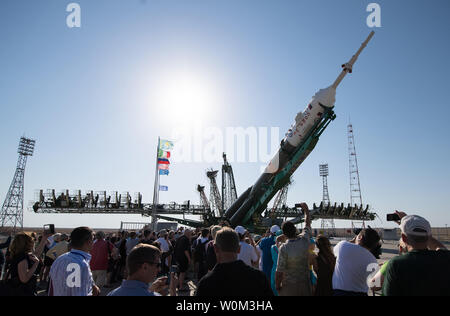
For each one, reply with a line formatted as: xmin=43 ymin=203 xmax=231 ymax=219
xmin=221 ymin=153 xmax=237 ymax=211
xmin=269 ymin=179 xmax=291 ymax=219
xmin=197 ymin=185 xmax=213 ymax=223
xmin=319 ymin=164 xmax=336 ymax=236
xmin=207 ymin=170 xmax=223 ymax=218
xmin=0 ymin=137 xmax=36 ymax=233
xmin=348 ymin=123 xmax=365 ymax=229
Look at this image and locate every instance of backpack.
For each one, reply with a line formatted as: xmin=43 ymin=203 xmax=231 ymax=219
xmin=193 ymin=239 xmax=208 ymax=262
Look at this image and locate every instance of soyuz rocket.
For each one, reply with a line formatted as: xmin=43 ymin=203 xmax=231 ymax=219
xmin=224 ymin=31 xmax=375 ymax=227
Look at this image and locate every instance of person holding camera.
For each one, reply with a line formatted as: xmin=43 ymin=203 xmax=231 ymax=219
xmin=332 ymin=227 xmax=380 ymax=296
xmin=108 ymin=244 xmax=177 ymax=296
xmin=2 ymin=230 xmax=51 ymax=296
xmin=275 ymin=203 xmax=313 ymax=296
xmin=382 ymin=211 xmax=449 ymax=296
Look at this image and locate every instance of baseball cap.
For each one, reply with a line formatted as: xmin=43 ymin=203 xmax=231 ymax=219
xmin=235 ymin=226 xmax=247 ymax=236
xmin=400 ymin=215 xmax=431 ymax=236
xmin=270 ymin=225 xmax=281 ymax=234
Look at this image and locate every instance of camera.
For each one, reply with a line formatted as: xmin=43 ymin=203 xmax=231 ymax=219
xmin=386 ymin=213 xmax=401 ymax=222
xmin=44 ymin=224 xmax=55 ymax=234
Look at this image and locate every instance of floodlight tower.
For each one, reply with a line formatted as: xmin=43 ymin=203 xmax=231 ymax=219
xmin=319 ymin=164 xmax=335 ymax=235
xmin=0 ymin=137 xmax=36 ymax=233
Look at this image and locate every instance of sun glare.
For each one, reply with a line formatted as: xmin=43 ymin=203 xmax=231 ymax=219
xmin=153 ymin=71 xmax=216 ymax=123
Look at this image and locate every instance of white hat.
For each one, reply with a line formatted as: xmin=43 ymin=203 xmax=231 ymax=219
xmin=400 ymin=215 xmax=431 ymax=236
xmin=270 ymin=225 xmax=281 ymax=234
xmin=235 ymin=226 xmax=247 ymax=236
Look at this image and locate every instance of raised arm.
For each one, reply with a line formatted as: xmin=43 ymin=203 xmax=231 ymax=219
xmin=299 ymin=203 xmax=311 ymax=229
xmin=34 ymin=230 xmax=52 ymax=258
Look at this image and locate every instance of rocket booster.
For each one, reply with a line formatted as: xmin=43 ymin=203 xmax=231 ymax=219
xmin=224 ymin=31 xmax=375 ymax=226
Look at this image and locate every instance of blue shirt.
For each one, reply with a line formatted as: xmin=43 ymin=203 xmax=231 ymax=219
xmin=107 ymin=280 xmax=161 ymax=296
xmin=258 ymin=235 xmax=276 ymax=280
xmin=49 ymin=249 xmax=94 ymax=296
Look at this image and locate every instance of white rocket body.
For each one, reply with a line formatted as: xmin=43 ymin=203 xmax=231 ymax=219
xmin=224 ymin=31 xmax=374 ymax=227
xmin=265 ymin=86 xmax=336 ymax=174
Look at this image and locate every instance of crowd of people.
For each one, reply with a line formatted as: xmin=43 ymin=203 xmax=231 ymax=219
xmin=0 ymin=204 xmax=448 ymax=296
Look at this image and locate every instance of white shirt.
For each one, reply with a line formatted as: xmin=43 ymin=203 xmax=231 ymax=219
xmin=156 ymin=237 xmax=170 ymax=252
xmin=332 ymin=241 xmax=378 ymax=293
xmin=255 ymin=246 xmax=263 ymax=271
xmin=238 ymin=241 xmax=258 ymax=267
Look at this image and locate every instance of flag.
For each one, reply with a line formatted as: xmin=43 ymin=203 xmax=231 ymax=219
xmin=159 ymin=169 xmax=169 ymax=175
xmin=157 ymin=158 xmax=170 ymax=165
xmin=158 ymin=164 xmax=169 ymax=170
xmin=159 ymin=139 xmax=174 ymax=151
xmin=158 ymin=149 xmax=171 ymax=159
xmin=159 ymin=185 xmax=168 ymax=191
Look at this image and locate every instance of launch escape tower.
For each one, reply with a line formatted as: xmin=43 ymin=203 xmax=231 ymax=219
xmin=319 ymin=164 xmax=336 ymax=235
xmin=348 ymin=123 xmax=365 ymax=229
xmin=0 ymin=137 xmax=36 ymax=233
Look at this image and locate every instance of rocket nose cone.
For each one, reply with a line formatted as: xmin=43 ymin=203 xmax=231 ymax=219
xmin=312 ymin=86 xmax=336 ymax=108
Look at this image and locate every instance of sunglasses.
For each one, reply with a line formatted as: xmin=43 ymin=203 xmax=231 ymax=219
xmin=146 ymin=261 xmax=161 ymax=268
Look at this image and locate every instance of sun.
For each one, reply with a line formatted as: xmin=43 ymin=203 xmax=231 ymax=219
xmin=153 ymin=71 xmax=216 ymax=123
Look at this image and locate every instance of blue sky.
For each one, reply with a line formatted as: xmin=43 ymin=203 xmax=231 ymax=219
xmin=1 ymin=0 xmax=449 ymax=230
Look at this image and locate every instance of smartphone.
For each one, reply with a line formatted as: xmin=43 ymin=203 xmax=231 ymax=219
xmin=170 ymin=265 xmax=179 ymax=274
xmin=44 ymin=224 xmax=55 ymax=234
xmin=386 ymin=213 xmax=401 ymax=222
xmin=166 ymin=265 xmax=178 ymax=285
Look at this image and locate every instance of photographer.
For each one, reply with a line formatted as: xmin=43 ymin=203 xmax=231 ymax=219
xmin=382 ymin=212 xmax=449 ymax=296
xmin=2 ymin=230 xmax=50 ymax=296
xmin=275 ymin=203 xmax=312 ymax=296
xmin=108 ymin=244 xmax=177 ymax=296
xmin=332 ymin=227 xmax=380 ymax=296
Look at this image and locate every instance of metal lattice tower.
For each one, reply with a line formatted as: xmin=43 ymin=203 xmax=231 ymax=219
xmin=269 ymin=178 xmax=291 ymax=218
xmin=1 ymin=137 xmax=36 ymax=233
xmin=319 ymin=164 xmax=335 ymax=235
xmin=221 ymin=153 xmax=237 ymax=211
xmin=206 ymin=170 xmax=223 ymax=218
xmin=197 ymin=185 xmax=213 ymax=222
xmin=348 ymin=123 xmax=365 ymax=229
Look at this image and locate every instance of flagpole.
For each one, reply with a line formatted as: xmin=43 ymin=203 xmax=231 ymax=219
xmin=152 ymin=137 xmax=160 ymax=231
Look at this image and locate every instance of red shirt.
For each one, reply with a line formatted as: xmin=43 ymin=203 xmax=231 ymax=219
xmin=90 ymin=240 xmax=114 ymax=271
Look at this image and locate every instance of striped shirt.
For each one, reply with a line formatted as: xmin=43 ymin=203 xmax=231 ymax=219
xmin=49 ymin=249 xmax=94 ymax=296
